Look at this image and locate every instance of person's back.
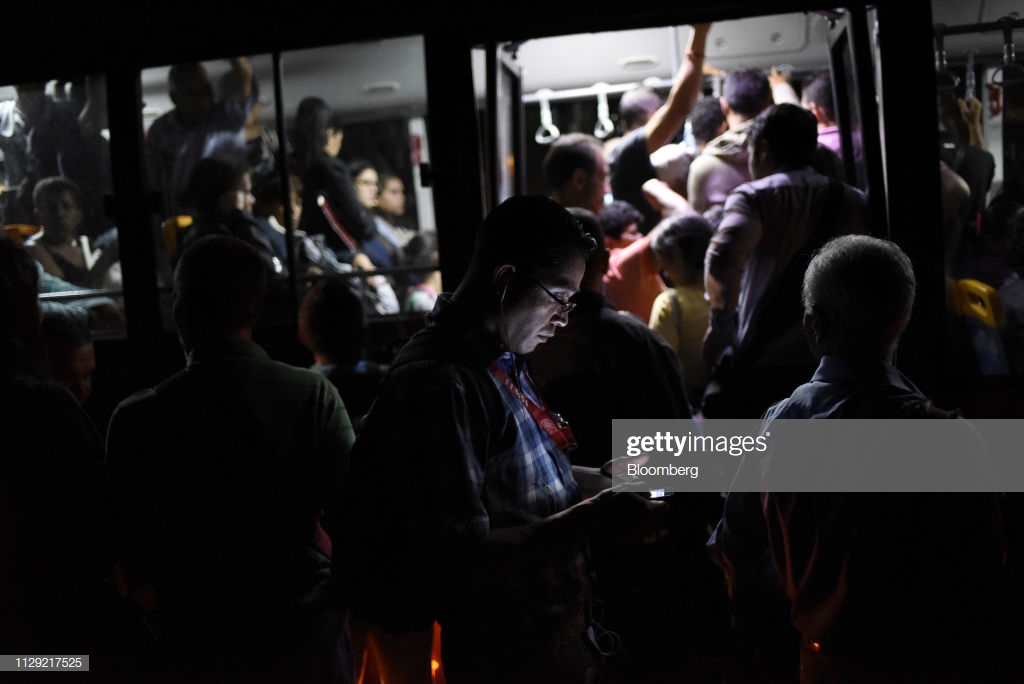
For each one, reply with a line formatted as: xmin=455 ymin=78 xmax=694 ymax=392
xmin=106 ymin=235 xmax=354 ymax=683
xmin=649 ymin=95 xmax=727 ymax=198
xmin=702 ymin=103 xmax=869 ymax=418
xmin=709 ymin=235 xmax=1013 ymax=682
xmin=146 ymin=59 xmax=256 ymax=218
xmin=646 ymin=212 xmax=714 ymax=403
xmin=687 ymin=67 xmax=772 ymax=215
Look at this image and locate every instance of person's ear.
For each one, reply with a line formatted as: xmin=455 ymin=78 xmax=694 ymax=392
xmin=803 ymin=309 xmax=826 ymax=356
xmin=570 ymin=167 xmax=589 ymax=191
xmin=596 ymin=248 xmax=611 ymax=276
xmin=492 ymin=264 xmax=516 ymax=301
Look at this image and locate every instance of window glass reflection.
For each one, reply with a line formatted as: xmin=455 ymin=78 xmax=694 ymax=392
xmin=0 ymin=76 xmax=124 ymax=337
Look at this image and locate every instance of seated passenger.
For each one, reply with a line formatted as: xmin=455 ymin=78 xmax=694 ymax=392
xmin=176 ymin=156 xmax=284 ymax=276
xmin=23 ymin=175 xmax=121 ymax=291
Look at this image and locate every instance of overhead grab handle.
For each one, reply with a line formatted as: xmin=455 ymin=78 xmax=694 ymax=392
xmin=933 ymin=23 xmax=960 ymax=91
xmin=593 ymin=82 xmax=615 ymax=139
xmin=992 ymin=15 xmax=1024 ymax=86
xmin=534 ymin=88 xmax=560 ymax=144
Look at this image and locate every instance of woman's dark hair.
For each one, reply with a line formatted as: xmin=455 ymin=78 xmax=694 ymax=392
xmin=179 ymin=156 xmax=246 ymax=216
xmin=290 ymin=96 xmax=332 ymax=167
xmin=347 ymin=158 xmax=376 ymax=180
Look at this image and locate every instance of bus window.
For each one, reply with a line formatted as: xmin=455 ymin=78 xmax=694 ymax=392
xmin=0 ymin=75 xmax=125 ymax=339
xmin=927 ymin=5 xmax=1024 ymax=410
xmin=279 ymin=36 xmax=440 ymax=355
xmin=140 ymin=54 xmax=282 ymax=331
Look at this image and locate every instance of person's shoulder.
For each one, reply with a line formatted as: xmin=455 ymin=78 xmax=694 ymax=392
xmin=109 ymin=386 xmax=161 ymax=426
xmin=612 ymin=127 xmax=649 ymax=159
xmin=601 ymin=305 xmax=675 ymax=351
xmin=145 ymin=110 xmax=177 ymax=135
xmin=704 ymin=128 xmax=748 ymax=157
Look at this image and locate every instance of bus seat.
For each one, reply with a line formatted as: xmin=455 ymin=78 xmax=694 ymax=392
xmin=949 ymin=277 xmax=1008 ymax=375
xmin=161 ymin=215 xmax=193 ymax=261
xmin=4 ymin=223 xmax=40 ymax=244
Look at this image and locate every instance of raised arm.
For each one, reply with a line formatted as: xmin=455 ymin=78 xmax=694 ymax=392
xmin=222 ymin=57 xmax=254 ymax=104
xmin=642 ymin=177 xmax=695 ymax=218
xmin=644 ymin=23 xmax=712 ymax=154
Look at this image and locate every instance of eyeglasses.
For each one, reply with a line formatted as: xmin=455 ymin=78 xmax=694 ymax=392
xmin=533 ymin=279 xmax=576 ymax=315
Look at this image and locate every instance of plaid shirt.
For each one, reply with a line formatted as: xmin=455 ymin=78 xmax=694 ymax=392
xmin=343 ymin=296 xmax=592 ymax=641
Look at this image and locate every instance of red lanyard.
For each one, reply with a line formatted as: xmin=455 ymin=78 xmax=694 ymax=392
xmin=489 ymin=361 xmax=577 ymax=452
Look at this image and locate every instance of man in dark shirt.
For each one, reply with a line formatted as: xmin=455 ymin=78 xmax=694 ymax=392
xmin=708 ymin=235 xmax=1013 ymax=683
xmin=107 ymin=235 xmax=354 ymax=683
xmin=608 ymin=24 xmax=710 ymax=232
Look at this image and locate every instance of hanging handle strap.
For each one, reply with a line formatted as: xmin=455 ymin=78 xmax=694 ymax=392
xmin=534 ymin=88 xmax=561 ymax=144
xmin=593 ymin=82 xmax=615 ymax=139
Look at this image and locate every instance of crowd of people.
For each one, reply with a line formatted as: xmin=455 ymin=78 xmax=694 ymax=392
xmin=4 ymin=20 xmax=1024 ymax=684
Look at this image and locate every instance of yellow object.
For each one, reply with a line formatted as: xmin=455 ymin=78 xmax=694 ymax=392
xmin=161 ymin=215 xmax=193 ymax=260
xmin=952 ymin=278 xmax=1005 ymax=328
xmin=4 ymin=223 xmax=40 ymax=243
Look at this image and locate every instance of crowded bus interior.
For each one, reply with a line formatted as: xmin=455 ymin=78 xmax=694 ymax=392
xmin=3 ymin=0 xmax=1024 ymax=680
xmin=0 ymin=0 xmax=1019 ymax=424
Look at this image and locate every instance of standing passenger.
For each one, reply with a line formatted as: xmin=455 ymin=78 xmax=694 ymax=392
xmin=106 ymin=235 xmax=354 ymax=684
xmin=687 ymin=67 xmax=773 ymax=215
xmin=708 ymin=234 xmax=1014 ymax=683
xmin=289 ymin=97 xmax=378 ymax=260
xmin=702 ymin=103 xmax=869 ymax=418
xmin=145 ymin=58 xmax=256 ymax=218
xmin=607 ymin=23 xmax=711 ymax=231
xmin=340 ymin=195 xmax=669 ymax=684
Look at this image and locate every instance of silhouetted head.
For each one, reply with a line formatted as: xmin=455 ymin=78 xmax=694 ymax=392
xmin=618 ymin=86 xmax=663 ymax=132
xmin=800 ymin=70 xmax=836 ymax=126
xmin=41 ymin=309 xmax=95 ymax=404
xmin=802 ymin=234 xmax=916 ymax=361
xmin=172 ymin=235 xmax=268 ymax=350
xmin=180 ymin=156 xmax=250 ymax=218
xmin=169 ymin=63 xmax=215 ymax=126
xmin=722 ymin=68 xmax=772 ymax=119
xmin=689 ymin=96 xmax=728 ymax=146
xmin=298 ymin=275 xmax=367 ymax=364
xmin=747 ymin=103 xmax=819 ymax=178
xmin=648 ymin=212 xmax=714 ymax=286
